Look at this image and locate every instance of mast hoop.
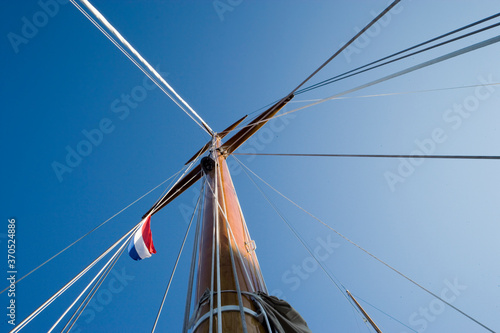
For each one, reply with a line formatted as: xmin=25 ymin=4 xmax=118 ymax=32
xmin=191 ymin=305 xmax=261 ymax=332
xmin=191 ymin=290 xmax=300 ymax=333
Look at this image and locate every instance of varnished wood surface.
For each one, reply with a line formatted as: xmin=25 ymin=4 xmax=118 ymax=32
xmin=193 ymin=142 xmax=267 ymax=332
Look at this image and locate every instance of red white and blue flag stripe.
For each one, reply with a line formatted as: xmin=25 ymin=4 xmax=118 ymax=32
xmin=128 ymin=216 xmax=156 ymax=261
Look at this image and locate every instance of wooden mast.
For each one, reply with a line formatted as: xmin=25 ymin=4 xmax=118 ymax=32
xmin=192 ymin=138 xmax=268 ymax=332
xmin=145 ymin=96 xmax=292 ymax=332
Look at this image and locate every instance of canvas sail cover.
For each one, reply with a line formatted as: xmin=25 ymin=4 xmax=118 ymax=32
xmin=253 ymin=292 xmax=312 ymax=333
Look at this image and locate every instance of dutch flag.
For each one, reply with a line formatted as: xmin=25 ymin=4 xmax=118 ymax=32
xmin=128 ymin=215 xmax=156 ymax=261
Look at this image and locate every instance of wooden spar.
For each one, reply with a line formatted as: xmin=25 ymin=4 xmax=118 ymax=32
xmin=346 ymin=290 xmax=383 ymax=333
xmin=144 ymin=96 xmax=292 ymax=220
xmin=192 ymin=138 xmax=268 ymax=332
xmin=185 ymin=115 xmax=249 ymax=165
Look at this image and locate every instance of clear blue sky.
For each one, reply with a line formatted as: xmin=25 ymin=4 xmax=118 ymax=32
xmin=2 ymin=1 xmax=500 ymax=332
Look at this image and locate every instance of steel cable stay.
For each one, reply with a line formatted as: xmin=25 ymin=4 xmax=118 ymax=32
xmin=216 ymin=164 xmax=249 ymax=333
xmin=69 ymin=0 xmax=214 ymax=136
xmin=223 ymin=12 xmax=500 ymax=140
xmin=186 ymin=152 xmax=278 ymax=332
xmin=203 ymin=175 xmax=263 ymax=294
xmin=214 ymin=155 xmax=223 ymax=333
xmin=290 ymin=81 xmax=500 ymax=104
xmin=233 ymin=156 xmax=496 ymax=333
xmin=202 ymin=171 xmax=263 ymax=332
xmin=151 ymin=181 xmax=205 ymax=333
xmin=7 ymin=159 xmax=205 ymax=331
xmin=0 ymin=161 xmax=195 ymax=296
xmin=224 ymin=33 xmax=500 ymax=136
xmin=297 ymin=21 xmax=500 ymax=94
xmin=31 ymin=157 xmax=206 ymax=331
xmin=70 ymin=0 xmax=211 ymax=135
xmin=68 ymin=0 xmax=206 ymax=134
xmin=234 ymin=11 xmax=500 ymax=126
xmin=9 ymin=224 xmax=142 ymax=333
xmin=209 ymin=0 xmax=399 ymax=140
xmin=220 ymin=81 xmax=500 ymax=147
xmin=233 ymin=157 xmax=377 ymax=333
xmin=296 ymin=13 xmax=500 ymax=94
xmin=209 ymin=168 xmax=217 ymax=333
xmin=48 ymin=229 xmax=135 ymax=332
xmin=289 ymin=0 xmax=402 ymax=95
xmin=203 ymin=171 xmax=264 ymax=294
xmin=220 ymin=0 xmax=401 ymax=156
xmin=62 ymin=234 xmax=132 ymax=333
xmin=182 ymin=180 xmax=205 ymax=333
xmin=149 ymin=152 xmax=206 ymax=216
xmin=213 ymin=41 xmax=500 ymax=147
xmin=235 ymin=80 xmax=500 ymax=135
xmin=69 ymin=0 xmax=209 ymax=135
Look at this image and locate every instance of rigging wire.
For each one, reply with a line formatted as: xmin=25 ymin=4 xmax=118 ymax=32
xmin=227 ymin=33 xmax=500 ymax=135
xmin=151 ymin=184 xmax=203 ymax=333
xmin=149 ymin=147 xmax=206 ymax=216
xmin=62 ymin=244 xmax=128 ymax=332
xmin=69 ymin=0 xmax=208 ymax=134
xmin=226 ymin=81 xmax=500 ymax=138
xmin=208 ymin=170 xmax=216 ymax=333
xmin=48 ymin=228 xmax=135 ymax=332
xmin=233 ymin=153 xmax=500 ymax=161
xmin=68 ymin=0 xmax=197 ymax=125
xmin=216 ymin=164 xmax=249 ymax=333
xmin=233 ymin=156 xmax=372 ymax=330
xmin=235 ymin=8 xmax=500 ymax=123
xmin=290 ymin=0 xmax=401 ymax=94
xmin=0 ymin=169 xmax=184 ymax=295
xmin=233 ymin=157 xmax=496 ymax=333
xmin=10 ymin=225 xmax=140 ymax=333
xmin=291 ymin=81 xmax=500 ymax=103
xmin=220 ymin=0 xmax=402 ymax=141
xmin=297 ymin=14 xmax=500 ymax=94
xmin=203 ymin=173 xmax=262 ymax=295
xmin=215 ymin=34 xmax=500 ymax=141
xmin=182 ymin=183 xmax=204 ymax=333
xmin=69 ymin=0 xmax=214 ymax=136
xmin=202 ymin=165 xmax=272 ymax=331
xmin=62 ymin=234 xmax=131 ymax=333
xmin=214 ymin=154 xmax=223 ymax=333
xmin=203 ymin=173 xmax=260 ymax=294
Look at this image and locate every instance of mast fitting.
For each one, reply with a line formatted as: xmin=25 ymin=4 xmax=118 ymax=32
xmin=200 ymin=156 xmax=215 ymax=173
